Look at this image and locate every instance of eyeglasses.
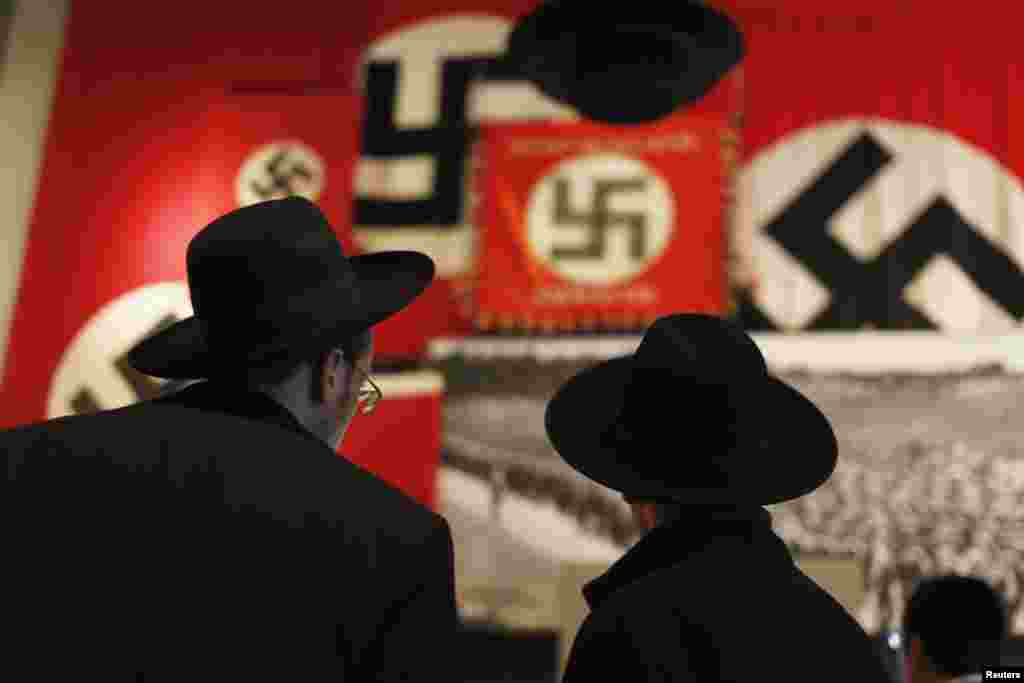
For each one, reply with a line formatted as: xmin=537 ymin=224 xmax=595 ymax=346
xmin=355 ymin=366 xmax=383 ymax=415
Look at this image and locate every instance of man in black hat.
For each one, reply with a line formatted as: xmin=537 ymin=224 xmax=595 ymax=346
xmin=545 ymin=313 xmax=892 ymax=682
xmin=4 ymin=197 xmax=456 ymax=681
xmin=901 ymin=574 xmax=1008 ymax=683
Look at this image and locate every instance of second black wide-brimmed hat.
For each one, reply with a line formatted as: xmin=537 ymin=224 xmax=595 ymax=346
xmin=545 ymin=314 xmax=838 ymax=505
xmin=505 ymin=0 xmax=745 ymax=124
xmin=128 ymin=196 xmax=435 ymax=379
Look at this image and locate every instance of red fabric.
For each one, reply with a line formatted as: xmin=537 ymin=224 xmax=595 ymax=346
xmin=342 ymin=387 xmax=443 ymax=509
xmin=474 ymin=116 xmax=729 ymax=329
xmin=728 ymin=3 xmax=1019 ymax=172
xmin=3 ymin=0 xmax=1022 ymax=499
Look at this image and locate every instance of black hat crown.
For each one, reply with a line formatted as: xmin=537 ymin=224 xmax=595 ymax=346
xmin=127 ymin=197 xmax=435 ymax=379
xmin=506 ymin=0 xmax=745 ymax=124
xmin=544 ymin=313 xmax=838 ymax=505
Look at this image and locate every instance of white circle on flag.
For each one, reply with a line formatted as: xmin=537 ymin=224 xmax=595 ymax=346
xmin=236 ymin=140 xmax=326 ymax=207
xmin=525 ymin=153 xmax=675 ymax=285
xmin=48 ymin=282 xmax=194 ymax=419
xmin=736 ymin=117 xmax=1024 ymax=332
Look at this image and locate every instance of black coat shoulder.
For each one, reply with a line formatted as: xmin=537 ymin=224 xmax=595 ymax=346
xmin=5 ymin=387 xmax=457 ymax=681
xmin=567 ymin=531 xmax=891 ymax=683
xmin=5 ymin=389 xmax=444 ymax=535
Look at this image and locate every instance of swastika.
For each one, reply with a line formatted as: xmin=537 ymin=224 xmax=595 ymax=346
xmin=250 ymin=149 xmax=315 ymax=200
xmin=550 ymin=178 xmax=649 ymax=262
xmin=71 ymin=314 xmax=181 ymax=415
xmin=735 ymin=131 xmax=1024 ymax=331
xmin=526 ymin=153 xmax=673 ymax=286
xmin=357 ymin=54 xmax=522 ymax=228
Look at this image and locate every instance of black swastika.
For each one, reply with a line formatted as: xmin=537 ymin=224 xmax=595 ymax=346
xmin=250 ymin=149 xmax=314 ymax=200
xmin=734 ymin=132 xmax=1024 ymax=331
xmin=71 ymin=314 xmax=183 ymax=415
xmin=357 ymin=55 xmax=523 ymax=228
xmin=550 ymin=178 xmax=649 ymax=261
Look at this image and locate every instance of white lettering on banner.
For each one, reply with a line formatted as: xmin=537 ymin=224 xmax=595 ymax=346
xmin=735 ymin=118 xmax=1024 ymax=332
xmin=533 ymin=286 xmax=659 ymax=306
xmin=508 ymin=134 xmax=701 ymax=157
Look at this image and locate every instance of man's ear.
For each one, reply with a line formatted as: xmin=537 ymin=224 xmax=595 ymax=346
xmin=906 ymin=635 xmax=933 ymax=675
xmin=909 ymin=635 xmax=923 ymax=659
xmin=321 ymin=348 xmax=345 ymax=395
xmin=629 ymin=502 xmax=659 ymax=531
xmin=640 ymin=504 xmax=659 ymax=530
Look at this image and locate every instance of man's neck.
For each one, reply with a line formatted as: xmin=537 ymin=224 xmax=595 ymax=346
xmin=259 ymin=385 xmax=330 ymax=446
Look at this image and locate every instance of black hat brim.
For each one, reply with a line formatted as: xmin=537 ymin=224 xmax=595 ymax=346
xmin=127 ymin=251 xmax=434 ymax=379
xmin=544 ymin=356 xmax=838 ymax=505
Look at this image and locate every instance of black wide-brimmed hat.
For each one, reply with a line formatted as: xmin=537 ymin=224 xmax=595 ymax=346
xmin=505 ymin=0 xmax=745 ymax=125
xmin=127 ymin=196 xmax=435 ymax=379
xmin=544 ymin=314 xmax=838 ymax=505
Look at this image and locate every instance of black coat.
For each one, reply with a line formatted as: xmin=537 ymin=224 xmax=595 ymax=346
xmin=4 ymin=380 xmax=457 ymax=681
xmin=562 ymin=506 xmax=892 ymax=683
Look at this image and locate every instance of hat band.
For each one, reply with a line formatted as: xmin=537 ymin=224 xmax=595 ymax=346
xmin=194 ymin=274 xmax=362 ymax=354
xmin=599 ymin=375 xmax=750 ymax=486
xmin=599 ymin=418 xmax=734 ymax=488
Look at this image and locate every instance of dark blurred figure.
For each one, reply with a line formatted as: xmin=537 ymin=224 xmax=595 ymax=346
xmin=506 ymin=0 xmax=744 ymax=125
xmin=545 ymin=314 xmax=892 ymax=682
xmin=4 ymin=197 xmax=455 ymax=681
xmin=902 ymin=575 xmax=1009 ymax=683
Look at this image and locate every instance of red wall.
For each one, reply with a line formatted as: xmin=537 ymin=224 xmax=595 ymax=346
xmin=3 ymin=1 xmax=1023 ymax=499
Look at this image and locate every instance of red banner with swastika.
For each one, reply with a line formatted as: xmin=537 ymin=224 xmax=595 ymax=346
xmin=472 ymin=115 xmax=733 ymax=331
